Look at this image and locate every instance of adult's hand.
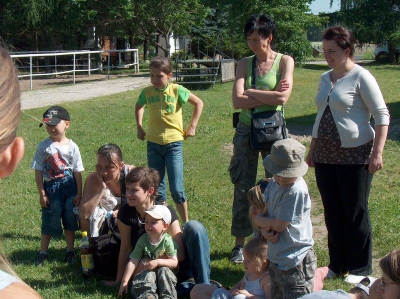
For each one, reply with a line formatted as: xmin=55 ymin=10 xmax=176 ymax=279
xmin=306 ymin=138 xmax=315 ymax=168
xmin=368 ymin=152 xmax=383 ymax=174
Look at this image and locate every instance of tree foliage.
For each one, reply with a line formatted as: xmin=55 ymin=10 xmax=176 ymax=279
xmin=337 ymin=0 xmax=400 ymax=63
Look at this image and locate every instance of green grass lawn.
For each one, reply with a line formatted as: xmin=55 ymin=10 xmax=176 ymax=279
xmin=1 ymin=62 xmax=399 ymax=298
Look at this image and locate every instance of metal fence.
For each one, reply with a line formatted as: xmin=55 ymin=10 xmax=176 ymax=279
xmin=11 ymin=49 xmax=139 ymax=90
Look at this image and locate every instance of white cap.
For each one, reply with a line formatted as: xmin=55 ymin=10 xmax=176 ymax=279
xmin=144 ymin=205 xmax=171 ymax=224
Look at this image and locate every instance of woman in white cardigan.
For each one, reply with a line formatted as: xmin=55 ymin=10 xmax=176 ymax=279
xmin=306 ymin=26 xmax=390 ymax=281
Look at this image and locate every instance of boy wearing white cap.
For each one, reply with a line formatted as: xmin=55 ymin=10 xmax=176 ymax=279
xmin=119 ymin=204 xmax=178 ymax=298
xmin=254 ymin=138 xmax=316 ymax=299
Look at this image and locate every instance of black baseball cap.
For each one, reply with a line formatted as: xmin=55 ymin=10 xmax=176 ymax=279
xmin=39 ymin=106 xmax=70 ymax=127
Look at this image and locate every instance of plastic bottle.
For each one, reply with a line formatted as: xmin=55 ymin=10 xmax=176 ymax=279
xmin=80 ymin=231 xmax=95 ymax=278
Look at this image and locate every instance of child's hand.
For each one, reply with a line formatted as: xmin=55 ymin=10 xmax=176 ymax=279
xmin=137 ymin=127 xmax=146 ymax=140
xmin=184 ymin=126 xmax=196 ymax=138
xmin=118 ymin=282 xmax=128 ymax=297
xmin=231 ymin=288 xmax=250 ymax=297
xmin=40 ymin=195 xmax=49 ymax=208
xmin=261 ymin=228 xmax=280 ymax=243
xmin=73 ymin=194 xmax=81 ymax=206
xmin=275 ymin=79 xmax=290 ymax=92
xmin=145 ymin=260 xmax=158 ymax=271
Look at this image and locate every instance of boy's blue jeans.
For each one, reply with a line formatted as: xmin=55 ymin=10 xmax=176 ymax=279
xmin=42 ymin=175 xmax=78 ymax=236
xmin=147 ymin=141 xmax=187 ymax=204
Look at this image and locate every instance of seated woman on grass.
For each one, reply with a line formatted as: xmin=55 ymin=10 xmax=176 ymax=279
xmin=78 ymin=143 xmax=133 ymax=237
xmin=101 ymin=166 xmax=211 ymax=297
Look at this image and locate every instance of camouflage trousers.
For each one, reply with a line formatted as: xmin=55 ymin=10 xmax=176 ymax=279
xmin=131 ymin=267 xmax=177 ymax=299
xmin=269 ymin=248 xmax=317 ymax=299
xmin=228 ymin=121 xmax=271 ymax=237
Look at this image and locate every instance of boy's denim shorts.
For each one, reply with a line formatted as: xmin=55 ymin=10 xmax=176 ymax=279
xmin=41 ymin=175 xmax=79 ymax=236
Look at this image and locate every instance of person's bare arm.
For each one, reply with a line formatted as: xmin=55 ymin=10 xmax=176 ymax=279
xmin=78 ymin=172 xmax=105 ymax=219
xmin=244 ymin=55 xmax=294 ymax=106
xmin=232 ymin=58 xmax=263 ymax=110
xmin=305 ymin=138 xmax=316 ymax=168
xmin=369 ymin=124 xmax=388 ymax=173
xmin=72 ymin=171 xmax=83 ymax=206
xmin=135 ymin=102 xmax=146 ymax=140
xmin=0 ymin=281 xmax=43 ymax=299
xmin=254 ymin=215 xmax=289 ymax=233
xmin=35 ymin=170 xmax=48 ymax=208
xmin=184 ymin=93 xmax=204 ymax=137
xmin=146 ymin=256 xmax=178 ymax=270
xmin=167 ymin=220 xmax=185 ymax=262
xmin=118 ymin=259 xmax=139 ymax=296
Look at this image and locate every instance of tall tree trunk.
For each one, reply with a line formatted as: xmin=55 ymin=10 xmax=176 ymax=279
xmin=143 ymin=37 xmax=149 ymax=61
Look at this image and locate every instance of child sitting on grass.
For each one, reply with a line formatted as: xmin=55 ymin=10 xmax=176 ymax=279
xmin=118 ymin=205 xmax=178 ymax=298
xmin=190 ymin=237 xmax=270 ymax=299
xmin=254 ymin=138 xmax=316 ymax=298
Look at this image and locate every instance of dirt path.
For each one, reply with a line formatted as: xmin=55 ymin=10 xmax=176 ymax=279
xmin=19 ymin=73 xmax=150 ymax=110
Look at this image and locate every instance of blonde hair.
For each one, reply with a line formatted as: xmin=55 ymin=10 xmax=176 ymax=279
xmin=248 ymin=184 xmax=265 ymax=236
xmin=0 ymin=47 xmax=21 ymax=278
xmin=243 ymin=237 xmax=269 ymax=272
xmin=0 ymin=47 xmax=21 ymax=153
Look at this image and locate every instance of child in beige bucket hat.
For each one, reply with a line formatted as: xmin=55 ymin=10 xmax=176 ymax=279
xmin=254 ymin=138 xmax=316 ymax=298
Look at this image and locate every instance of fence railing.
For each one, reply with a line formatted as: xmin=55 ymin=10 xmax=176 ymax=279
xmin=11 ymin=49 xmax=139 ymax=90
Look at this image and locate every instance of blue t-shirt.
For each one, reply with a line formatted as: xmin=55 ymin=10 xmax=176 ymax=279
xmin=264 ymin=177 xmax=314 ymax=270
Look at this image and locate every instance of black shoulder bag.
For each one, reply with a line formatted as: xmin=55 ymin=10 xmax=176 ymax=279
xmin=250 ymin=55 xmax=288 ymax=151
xmin=89 ymin=217 xmax=121 ymax=278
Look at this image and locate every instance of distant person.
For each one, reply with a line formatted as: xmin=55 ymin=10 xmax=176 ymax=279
xmin=135 ymin=56 xmax=204 ymax=224
xmin=190 ymin=237 xmax=270 ymax=299
xmin=229 ymin=13 xmax=293 ymax=264
xmin=118 ymin=205 xmax=178 ymax=298
xmin=306 ymin=26 xmax=390 ymax=282
xmin=0 ymin=46 xmax=42 ymax=298
xmin=78 ymin=144 xmax=134 ymax=237
xmin=255 ymin=139 xmax=316 ymax=298
xmin=31 ymin=106 xmax=84 ymax=266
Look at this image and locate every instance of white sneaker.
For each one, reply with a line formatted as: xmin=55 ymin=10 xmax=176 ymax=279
xmin=344 ymin=274 xmax=368 ymax=284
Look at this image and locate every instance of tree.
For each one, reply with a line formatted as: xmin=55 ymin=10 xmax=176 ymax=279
xmin=337 ymin=0 xmax=400 ymax=63
xmin=130 ymin=0 xmax=209 ymax=57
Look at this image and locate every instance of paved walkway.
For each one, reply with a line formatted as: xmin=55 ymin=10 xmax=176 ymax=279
xmin=20 ymin=76 xmax=151 ymax=110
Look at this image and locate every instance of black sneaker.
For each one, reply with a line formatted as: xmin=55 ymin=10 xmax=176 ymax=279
xmin=230 ymin=245 xmax=243 ymax=264
xmin=34 ymin=253 xmax=48 ymax=267
xmin=65 ymin=251 xmax=77 ymax=264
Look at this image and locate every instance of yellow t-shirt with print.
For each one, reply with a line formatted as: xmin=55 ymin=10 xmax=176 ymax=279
xmin=138 ymin=83 xmax=190 ymax=145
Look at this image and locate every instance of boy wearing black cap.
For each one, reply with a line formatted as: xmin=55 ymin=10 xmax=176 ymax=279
xmin=254 ymin=138 xmax=316 ymax=298
xmin=31 ymin=106 xmax=84 ymax=266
